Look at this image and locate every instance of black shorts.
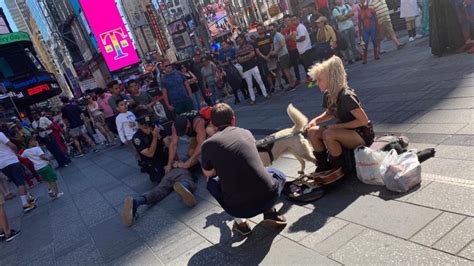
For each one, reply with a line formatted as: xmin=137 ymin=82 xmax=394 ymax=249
xmin=355 ymin=123 xmax=375 ymax=146
xmin=1 ymin=162 xmax=26 ymax=187
xmin=257 ymin=60 xmax=271 ymax=77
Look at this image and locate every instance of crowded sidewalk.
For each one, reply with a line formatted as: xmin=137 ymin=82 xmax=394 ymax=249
xmin=0 ymin=32 xmax=472 ymax=265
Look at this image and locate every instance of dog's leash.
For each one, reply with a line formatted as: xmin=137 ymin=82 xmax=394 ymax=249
xmin=256 ymin=130 xmax=306 ymax=164
xmin=256 ymin=130 xmax=305 ymax=146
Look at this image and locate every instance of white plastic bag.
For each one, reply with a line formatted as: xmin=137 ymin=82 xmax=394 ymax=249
xmin=381 ymin=150 xmax=421 ymax=193
xmin=354 ymin=146 xmax=387 ymax=185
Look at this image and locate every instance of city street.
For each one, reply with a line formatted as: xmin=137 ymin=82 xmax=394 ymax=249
xmin=1 ymin=36 xmax=473 ymax=265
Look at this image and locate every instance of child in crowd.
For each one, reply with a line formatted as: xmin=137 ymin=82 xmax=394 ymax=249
xmin=21 ymin=138 xmax=64 ymax=199
xmin=115 ymin=98 xmax=138 ymax=145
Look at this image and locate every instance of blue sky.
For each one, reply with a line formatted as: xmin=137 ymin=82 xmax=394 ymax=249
xmin=1 ymin=0 xmax=19 ymax=32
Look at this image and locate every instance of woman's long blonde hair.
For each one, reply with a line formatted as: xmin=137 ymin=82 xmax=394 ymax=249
xmin=308 ymin=56 xmax=348 ymax=114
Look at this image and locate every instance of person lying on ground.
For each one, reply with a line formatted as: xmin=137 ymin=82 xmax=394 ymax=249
xmin=122 ymin=140 xmax=200 ymax=227
xmin=202 ymin=103 xmax=287 ymax=236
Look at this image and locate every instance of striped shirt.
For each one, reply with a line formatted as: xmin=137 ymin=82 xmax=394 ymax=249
xmin=369 ymin=0 xmax=391 ymax=23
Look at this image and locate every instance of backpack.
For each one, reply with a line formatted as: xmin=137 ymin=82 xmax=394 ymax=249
xmin=370 ymin=135 xmax=410 ymax=154
xmin=198 ymin=106 xmax=212 ymax=122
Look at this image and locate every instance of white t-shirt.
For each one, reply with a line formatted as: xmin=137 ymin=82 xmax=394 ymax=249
xmin=0 ymin=132 xmax=19 ymax=169
xmin=21 ymin=147 xmax=49 ymax=170
xmin=296 ymin=23 xmax=312 ymax=55
xmin=116 ymin=111 xmax=138 ymax=143
xmin=32 ymin=117 xmax=53 ymax=138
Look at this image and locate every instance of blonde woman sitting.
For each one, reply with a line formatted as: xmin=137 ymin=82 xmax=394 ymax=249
xmin=304 ymin=56 xmax=374 ymax=183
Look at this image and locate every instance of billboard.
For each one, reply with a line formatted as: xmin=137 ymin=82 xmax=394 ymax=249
xmin=79 ymin=0 xmax=140 ymax=72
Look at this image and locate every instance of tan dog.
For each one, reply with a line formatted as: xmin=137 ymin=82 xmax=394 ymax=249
xmin=258 ymin=104 xmax=315 ymax=174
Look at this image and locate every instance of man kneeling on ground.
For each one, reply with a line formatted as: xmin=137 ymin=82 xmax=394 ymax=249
xmin=122 ymin=137 xmax=199 ymax=227
xmin=202 ymin=103 xmax=287 ymax=236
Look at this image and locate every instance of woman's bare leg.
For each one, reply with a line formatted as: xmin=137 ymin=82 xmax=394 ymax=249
xmin=322 ymin=128 xmax=365 ymax=157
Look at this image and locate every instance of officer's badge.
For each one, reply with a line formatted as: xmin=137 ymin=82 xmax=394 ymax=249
xmin=133 ymin=138 xmax=141 ymax=145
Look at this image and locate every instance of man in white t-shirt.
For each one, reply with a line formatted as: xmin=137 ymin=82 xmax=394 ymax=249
xmin=0 ymin=131 xmax=36 ymax=212
xmin=333 ymin=0 xmax=358 ymax=64
xmin=31 ymin=112 xmax=69 ymax=167
xmin=292 ymin=16 xmax=313 ymax=79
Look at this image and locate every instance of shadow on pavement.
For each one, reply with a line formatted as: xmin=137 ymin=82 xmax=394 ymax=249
xmin=278 ymin=174 xmax=421 ymax=236
xmin=189 ymin=221 xmax=284 ymax=265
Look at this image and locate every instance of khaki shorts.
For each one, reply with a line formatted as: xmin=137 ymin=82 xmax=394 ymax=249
xmin=0 ymin=193 xmax=4 ymax=206
xmin=70 ymin=125 xmax=87 ymax=138
xmin=378 ymin=21 xmax=396 ymax=42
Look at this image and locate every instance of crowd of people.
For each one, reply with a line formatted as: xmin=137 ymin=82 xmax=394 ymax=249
xmin=1 ymin=0 xmax=472 ymax=243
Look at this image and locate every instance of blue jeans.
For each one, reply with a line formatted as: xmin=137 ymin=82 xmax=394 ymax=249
xmin=341 ymin=27 xmax=357 ymax=61
xmin=207 ymin=167 xmax=286 ymax=218
xmin=208 ymin=84 xmax=218 ymax=105
xmin=192 ymin=91 xmax=201 ymax=110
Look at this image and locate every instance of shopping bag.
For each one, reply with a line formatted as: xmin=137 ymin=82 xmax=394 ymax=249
xmin=354 ymin=146 xmax=387 ymax=185
xmin=381 ymin=150 xmax=422 ymax=193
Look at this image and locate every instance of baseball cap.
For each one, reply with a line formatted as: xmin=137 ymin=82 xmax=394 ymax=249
xmin=174 ymin=116 xmax=189 ymax=136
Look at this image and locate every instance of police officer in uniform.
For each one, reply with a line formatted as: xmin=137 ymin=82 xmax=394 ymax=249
xmin=132 ymin=112 xmax=168 ymax=183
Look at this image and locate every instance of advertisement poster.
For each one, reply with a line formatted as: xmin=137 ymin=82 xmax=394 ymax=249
xmin=79 ymin=0 xmax=140 ymax=72
xmin=201 ymin=1 xmax=231 ymax=37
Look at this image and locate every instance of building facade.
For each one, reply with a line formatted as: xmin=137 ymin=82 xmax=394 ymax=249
xmin=121 ymin=0 xmax=159 ymax=61
xmin=4 ymin=0 xmax=29 ymax=32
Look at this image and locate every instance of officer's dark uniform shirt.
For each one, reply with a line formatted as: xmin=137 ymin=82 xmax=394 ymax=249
xmin=132 ymin=130 xmax=167 ymax=164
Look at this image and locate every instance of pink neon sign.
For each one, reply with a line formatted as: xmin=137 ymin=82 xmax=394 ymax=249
xmin=79 ymin=0 xmax=140 ymax=72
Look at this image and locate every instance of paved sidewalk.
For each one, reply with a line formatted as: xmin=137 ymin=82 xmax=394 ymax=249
xmin=0 ymin=37 xmax=473 ymax=265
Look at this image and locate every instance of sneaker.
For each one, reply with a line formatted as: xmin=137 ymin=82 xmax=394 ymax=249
xmin=92 ymin=149 xmax=99 ymax=153
xmin=122 ymin=196 xmax=135 ymax=227
xmin=23 ymin=202 xmax=36 ymax=212
xmin=48 ymin=189 xmax=55 ymax=198
xmin=0 ymin=231 xmax=4 ymax=238
xmin=75 ymin=153 xmax=85 ymax=158
xmin=397 ymin=43 xmax=406 ymax=50
xmin=263 ymin=209 xmax=287 ymax=226
xmin=408 ymin=37 xmax=415 ymax=42
xmin=264 ymin=95 xmax=271 ymax=100
xmin=173 ymin=182 xmax=196 ymax=207
xmin=232 ymin=221 xmax=252 ymax=236
xmin=285 ymin=86 xmax=296 ymax=93
xmin=53 ymin=192 xmax=64 ymax=200
xmin=4 ymin=230 xmax=20 ymax=242
xmin=4 ymin=192 xmax=16 ymax=200
xmin=28 ymin=195 xmax=36 ymax=204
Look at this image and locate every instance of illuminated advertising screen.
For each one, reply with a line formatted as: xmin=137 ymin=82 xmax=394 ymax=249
xmin=79 ymin=0 xmax=140 ymax=72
